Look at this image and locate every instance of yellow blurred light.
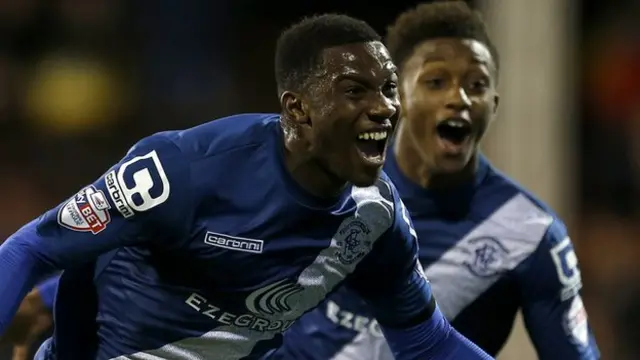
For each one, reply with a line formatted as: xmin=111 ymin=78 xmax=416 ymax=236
xmin=24 ymin=56 xmax=122 ymax=134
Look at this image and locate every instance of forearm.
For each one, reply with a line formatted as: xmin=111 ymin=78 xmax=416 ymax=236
xmin=382 ymin=305 xmax=493 ymax=360
xmin=0 ymin=224 xmax=56 ymax=334
xmin=0 ymin=287 xmax=51 ymax=345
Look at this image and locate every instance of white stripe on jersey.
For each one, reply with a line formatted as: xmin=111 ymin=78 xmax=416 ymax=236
xmin=330 ymin=193 xmax=552 ymax=360
xmin=111 ymin=184 xmax=395 ymax=360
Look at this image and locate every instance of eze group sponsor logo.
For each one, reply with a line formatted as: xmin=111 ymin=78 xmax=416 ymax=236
xmin=204 ymin=232 xmax=264 ymax=254
xmin=58 ymin=186 xmax=111 ymax=234
xmin=105 ymin=170 xmax=134 ymax=218
xmin=325 ymin=299 xmax=383 ymax=337
xmin=244 ymin=279 xmax=303 ymax=317
xmin=185 ymin=292 xmax=296 ymax=333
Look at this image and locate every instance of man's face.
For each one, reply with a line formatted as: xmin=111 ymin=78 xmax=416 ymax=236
xmin=399 ymin=38 xmax=499 ymax=174
xmin=299 ymin=41 xmax=400 ymax=187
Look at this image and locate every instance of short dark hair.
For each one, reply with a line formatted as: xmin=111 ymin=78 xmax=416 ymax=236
xmin=386 ymin=1 xmax=499 ymax=73
xmin=275 ymin=14 xmax=382 ymax=95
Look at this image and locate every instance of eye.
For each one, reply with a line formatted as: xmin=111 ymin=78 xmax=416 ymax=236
xmin=424 ymin=78 xmax=445 ymax=90
xmin=382 ymin=82 xmax=398 ymax=96
xmin=469 ymin=78 xmax=489 ymax=91
xmin=345 ymin=86 xmax=366 ymax=97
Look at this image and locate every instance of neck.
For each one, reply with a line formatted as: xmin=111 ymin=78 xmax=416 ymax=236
xmin=394 ymin=122 xmax=478 ymax=190
xmin=281 ymin=122 xmax=347 ymax=199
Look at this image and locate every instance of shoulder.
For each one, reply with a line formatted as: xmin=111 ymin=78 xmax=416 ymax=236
xmin=126 ymin=113 xmax=282 ymax=197
xmin=370 ymin=173 xmax=416 ymax=241
xmin=476 ymin=164 xmax=560 ymax=243
xmin=351 ymin=173 xmax=405 ymax=228
xmin=376 ymin=171 xmax=400 ymax=205
xmin=102 ymin=133 xmax=191 ymax=219
xmin=453 ymin=163 xmax=570 ymax=280
xmin=343 ymin=175 xmax=407 ymax=248
xmin=165 ymin=113 xmax=281 ymax=160
xmin=481 ymin=167 xmax=581 ymax=296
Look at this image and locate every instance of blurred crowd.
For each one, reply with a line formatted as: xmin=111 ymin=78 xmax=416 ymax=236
xmin=0 ymin=0 xmax=638 ymax=359
xmin=578 ymin=0 xmax=640 ymax=358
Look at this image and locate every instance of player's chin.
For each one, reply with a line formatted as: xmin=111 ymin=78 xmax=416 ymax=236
xmin=431 ymin=134 xmax=477 ymax=173
xmin=433 ymin=152 xmax=474 ymax=174
xmin=345 ymin=161 xmax=383 ymax=187
xmin=345 ymin=150 xmax=385 ymax=187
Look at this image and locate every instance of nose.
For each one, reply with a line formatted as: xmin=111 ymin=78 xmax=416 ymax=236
xmin=445 ymin=87 xmax=472 ymax=111
xmin=368 ymin=93 xmax=398 ymax=123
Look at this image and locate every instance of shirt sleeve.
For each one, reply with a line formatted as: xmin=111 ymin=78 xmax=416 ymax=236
xmin=348 ymin=182 xmax=493 ymax=359
xmin=0 ymin=134 xmax=193 ymax=334
xmin=35 ymin=275 xmax=60 ymax=311
xmin=518 ymin=220 xmax=600 ymax=359
xmin=347 ymin=184 xmax=432 ymax=327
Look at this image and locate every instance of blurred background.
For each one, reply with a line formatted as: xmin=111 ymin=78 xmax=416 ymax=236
xmin=0 ymin=0 xmax=636 ymax=358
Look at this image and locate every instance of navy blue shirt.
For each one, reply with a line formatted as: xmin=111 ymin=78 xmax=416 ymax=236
xmin=0 ymin=114 xmax=442 ymax=360
xmin=277 ymin=152 xmax=600 ymax=359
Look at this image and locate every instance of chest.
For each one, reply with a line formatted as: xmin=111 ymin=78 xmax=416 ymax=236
xmin=412 ymin=209 xmax=533 ymax=321
xmin=98 ymin=206 xmax=392 ymax=353
xmin=403 ymin=214 xmax=523 ymax=355
xmin=181 ymin=213 xmax=366 ymax=286
xmin=149 ymin=194 xmax=390 ymax=309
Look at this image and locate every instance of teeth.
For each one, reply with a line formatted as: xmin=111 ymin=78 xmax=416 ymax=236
xmin=357 ymin=131 xmax=388 ymax=141
xmin=441 ymin=119 xmax=469 ymax=128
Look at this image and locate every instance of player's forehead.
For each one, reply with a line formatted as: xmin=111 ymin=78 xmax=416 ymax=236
xmin=319 ymin=41 xmax=397 ymax=82
xmin=405 ymin=38 xmax=494 ymax=74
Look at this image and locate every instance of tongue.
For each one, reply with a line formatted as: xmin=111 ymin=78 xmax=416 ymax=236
xmin=356 ymin=140 xmax=380 ymax=157
xmin=438 ymin=136 xmax=467 ymax=154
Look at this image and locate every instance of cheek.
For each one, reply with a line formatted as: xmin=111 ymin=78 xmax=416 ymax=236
xmin=471 ymin=102 xmax=492 ymax=125
xmin=310 ymin=116 xmax=348 ymax=155
xmin=309 ymin=86 xmax=340 ymax=120
xmin=409 ymin=119 xmax=430 ymax=147
xmin=306 ymin=101 xmax=336 ymax=146
xmin=403 ymin=97 xmax=435 ymax=132
xmin=392 ymin=101 xmax=402 ymax=123
xmin=314 ymin=102 xmax=335 ymax=120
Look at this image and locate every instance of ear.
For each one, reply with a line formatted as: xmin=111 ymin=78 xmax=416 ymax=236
xmin=492 ymin=93 xmax=500 ymax=114
xmin=280 ymin=91 xmax=310 ymax=126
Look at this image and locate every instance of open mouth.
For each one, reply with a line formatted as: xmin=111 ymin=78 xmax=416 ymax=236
xmin=354 ymin=130 xmax=389 ymax=165
xmin=436 ymin=118 xmax=473 ymax=145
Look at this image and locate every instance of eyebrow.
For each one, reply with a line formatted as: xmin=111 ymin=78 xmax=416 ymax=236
xmin=335 ymin=73 xmax=371 ymax=86
xmin=335 ymin=73 xmax=398 ymax=88
xmin=422 ymin=56 xmax=490 ymax=67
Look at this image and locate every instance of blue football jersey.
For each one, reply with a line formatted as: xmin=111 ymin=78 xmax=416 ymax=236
xmin=276 ymin=153 xmax=600 ymax=359
xmin=0 ymin=114 xmax=433 ymax=360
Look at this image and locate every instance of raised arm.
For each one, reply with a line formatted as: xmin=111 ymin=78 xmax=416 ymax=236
xmin=0 ymin=135 xmax=192 ymax=334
